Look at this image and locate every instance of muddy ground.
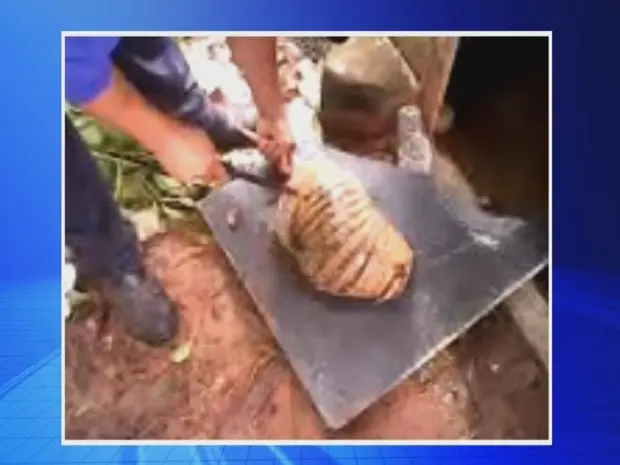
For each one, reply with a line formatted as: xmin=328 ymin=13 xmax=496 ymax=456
xmin=65 ymin=38 xmax=549 ymax=440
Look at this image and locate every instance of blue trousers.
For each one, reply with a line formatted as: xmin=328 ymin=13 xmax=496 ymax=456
xmin=65 ymin=37 xmax=243 ymax=280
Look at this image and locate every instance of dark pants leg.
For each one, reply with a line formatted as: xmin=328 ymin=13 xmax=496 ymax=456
xmin=64 ymin=115 xmax=141 ymax=281
xmin=111 ymin=37 xmax=249 ymax=150
xmin=66 ymin=115 xmax=178 ymax=345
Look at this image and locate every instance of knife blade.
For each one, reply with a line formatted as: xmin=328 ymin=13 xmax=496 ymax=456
xmin=222 ymin=126 xmax=298 ymax=195
xmin=220 ymin=159 xmax=299 ymax=195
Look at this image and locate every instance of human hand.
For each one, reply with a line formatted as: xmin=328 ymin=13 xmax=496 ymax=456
xmin=255 ymin=113 xmax=295 ymax=179
xmin=154 ymin=120 xmax=228 ymax=187
xmin=79 ymin=67 xmax=227 ymax=186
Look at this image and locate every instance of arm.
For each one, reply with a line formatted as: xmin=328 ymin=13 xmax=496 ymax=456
xmin=80 ymin=67 xmax=177 ymax=157
xmin=65 ymin=38 xmax=225 ymax=184
xmin=227 ymin=37 xmax=294 ymax=177
xmin=227 ymin=37 xmax=285 ymax=120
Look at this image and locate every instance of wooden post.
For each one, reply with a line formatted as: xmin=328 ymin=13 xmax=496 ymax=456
xmin=505 ymin=283 xmax=549 ymax=368
xmin=392 ymin=37 xmax=459 ymax=134
xmin=421 ymin=37 xmax=459 ymax=133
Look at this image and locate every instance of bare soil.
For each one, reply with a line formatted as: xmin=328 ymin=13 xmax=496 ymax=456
xmin=65 ymin=229 xmax=547 ymax=440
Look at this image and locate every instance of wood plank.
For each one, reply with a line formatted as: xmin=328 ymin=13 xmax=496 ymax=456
xmin=392 ymin=37 xmax=459 ymax=133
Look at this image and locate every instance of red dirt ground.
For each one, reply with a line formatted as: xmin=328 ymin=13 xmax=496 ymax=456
xmin=65 ymin=229 xmax=548 ymax=440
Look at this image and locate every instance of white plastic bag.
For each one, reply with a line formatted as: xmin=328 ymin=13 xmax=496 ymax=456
xmin=63 ymin=261 xmax=77 ymax=319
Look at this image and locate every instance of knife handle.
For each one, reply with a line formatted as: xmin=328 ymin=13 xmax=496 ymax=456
xmin=237 ymin=126 xmax=260 ymax=147
xmin=235 ymin=125 xmax=294 ymax=181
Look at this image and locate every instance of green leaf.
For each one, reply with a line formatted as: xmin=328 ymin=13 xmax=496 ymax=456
xmin=170 ymin=342 xmax=192 ymax=364
xmin=114 ymin=171 xmax=152 ymax=210
xmin=103 ymin=129 xmax=141 ymax=153
xmin=114 ymin=162 xmax=124 ymax=201
xmin=94 ymin=158 xmax=117 ymax=186
xmin=79 ymin=122 xmax=105 ymax=149
xmin=154 ymin=173 xmax=184 ymax=194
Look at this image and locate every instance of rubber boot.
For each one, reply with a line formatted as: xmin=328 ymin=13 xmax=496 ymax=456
xmin=65 ymin=115 xmax=179 ymax=347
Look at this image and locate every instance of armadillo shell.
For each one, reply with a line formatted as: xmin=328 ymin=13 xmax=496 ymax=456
xmin=274 ymin=158 xmax=414 ymax=302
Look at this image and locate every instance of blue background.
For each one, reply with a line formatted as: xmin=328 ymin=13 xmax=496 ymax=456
xmin=0 ymin=0 xmax=617 ymax=463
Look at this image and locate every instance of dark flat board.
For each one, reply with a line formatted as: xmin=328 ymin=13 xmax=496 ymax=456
xmin=199 ymin=144 xmax=548 ymax=429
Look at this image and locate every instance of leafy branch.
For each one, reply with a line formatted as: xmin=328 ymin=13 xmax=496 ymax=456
xmin=66 ymin=106 xmax=207 ymax=221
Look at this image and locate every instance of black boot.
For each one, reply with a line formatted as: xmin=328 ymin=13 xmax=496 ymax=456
xmin=69 ymin=228 xmax=180 ymax=348
xmin=98 ymin=267 xmax=179 ymax=347
xmin=65 ymin=114 xmax=179 ymax=347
